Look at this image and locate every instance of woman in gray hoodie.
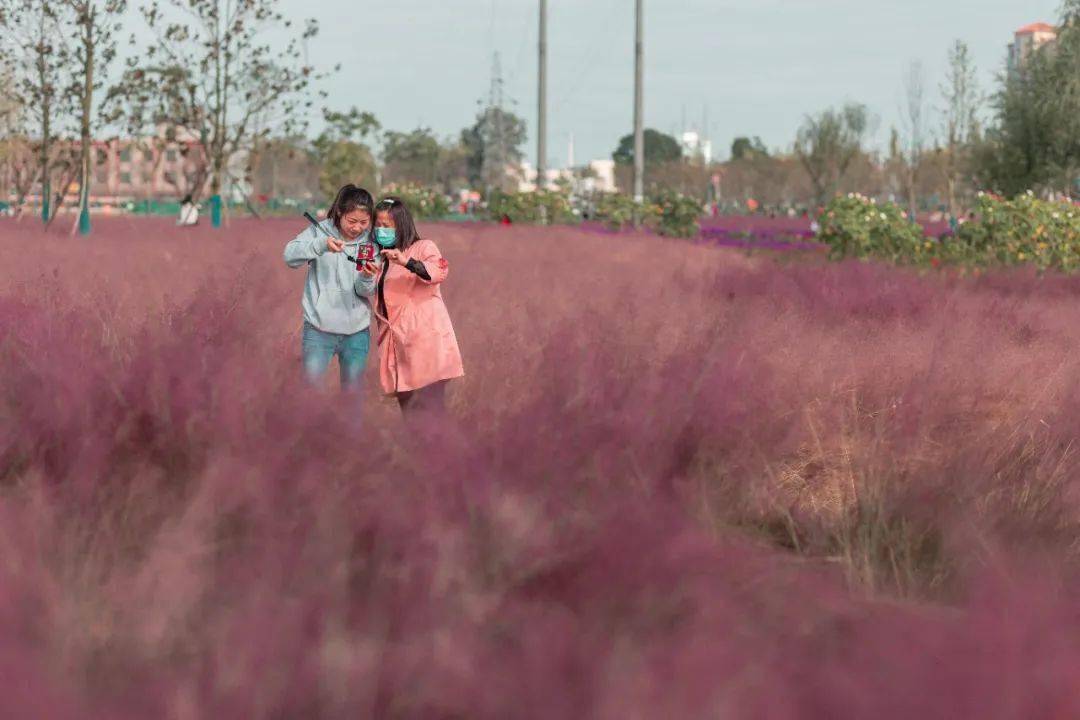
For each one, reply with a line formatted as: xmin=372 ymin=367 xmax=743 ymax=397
xmin=283 ymin=185 xmax=381 ymax=387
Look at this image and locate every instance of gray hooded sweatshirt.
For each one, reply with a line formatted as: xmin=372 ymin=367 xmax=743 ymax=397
xmin=283 ymin=218 xmax=378 ymax=335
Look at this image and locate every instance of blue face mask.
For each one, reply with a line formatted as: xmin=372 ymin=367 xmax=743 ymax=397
xmin=374 ymin=227 xmax=397 ymax=248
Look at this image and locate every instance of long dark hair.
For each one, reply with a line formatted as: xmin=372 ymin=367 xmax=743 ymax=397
xmin=375 ymin=196 xmax=421 ymax=249
xmin=328 ymin=184 xmax=374 ymax=232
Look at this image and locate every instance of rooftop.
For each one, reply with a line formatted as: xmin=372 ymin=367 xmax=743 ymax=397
xmin=1016 ymin=22 xmax=1056 ymax=35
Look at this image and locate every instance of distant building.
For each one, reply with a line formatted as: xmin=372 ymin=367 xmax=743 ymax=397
xmin=518 ymin=161 xmax=565 ymax=192
xmin=1008 ymin=22 xmax=1058 ymax=73
xmin=518 ymin=159 xmax=616 ymax=194
xmin=83 ymin=124 xmax=248 ymax=202
xmin=88 ymin=137 xmax=207 ymax=200
xmin=584 ymin=160 xmax=616 ymax=194
xmin=680 ymin=130 xmax=713 ymax=165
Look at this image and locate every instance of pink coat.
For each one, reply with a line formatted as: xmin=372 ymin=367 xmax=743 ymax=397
xmin=374 ymin=239 xmax=464 ymax=394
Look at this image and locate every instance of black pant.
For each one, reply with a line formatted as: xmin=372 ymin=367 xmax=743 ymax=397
xmin=396 ymin=380 xmax=447 ymax=416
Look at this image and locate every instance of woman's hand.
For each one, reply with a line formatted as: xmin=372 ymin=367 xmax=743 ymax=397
xmin=358 ymin=260 xmax=379 ymax=276
xmin=326 ymin=236 xmax=344 ymax=253
xmin=380 ymin=248 xmax=407 ymax=266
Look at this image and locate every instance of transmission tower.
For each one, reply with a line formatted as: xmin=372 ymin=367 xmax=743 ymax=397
xmin=481 ymin=51 xmax=509 ymax=195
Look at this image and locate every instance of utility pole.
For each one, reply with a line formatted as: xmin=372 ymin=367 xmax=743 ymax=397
xmin=537 ymin=0 xmax=548 ymax=193
xmin=633 ymin=0 xmax=645 ymax=210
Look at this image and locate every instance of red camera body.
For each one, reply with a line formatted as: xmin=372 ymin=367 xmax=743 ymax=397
xmin=355 ymin=241 xmax=377 ymax=270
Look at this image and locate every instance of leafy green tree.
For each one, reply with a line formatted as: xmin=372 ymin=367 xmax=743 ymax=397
xmin=978 ymin=2 xmax=1080 ymax=195
xmin=319 ymin=140 xmax=376 ymax=201
xmin=313 ymin=106 xmax=379 ymax=199
xmin=314 ymin=107 xmax=380 ymax=157
xmin=460 ymin=106 xmax=527 ymax=192
xmin=434 ymin=138 xmax=470 ymax=193
xmin=612 ymin=128 xmax=682 ymax=166
xmin=730 ymin=136 xmax=769 ymax=161
xmin=794 ymin=103 xmax=872 ymax=205
xmin=382 ymin=127 xmax=441 ymax=186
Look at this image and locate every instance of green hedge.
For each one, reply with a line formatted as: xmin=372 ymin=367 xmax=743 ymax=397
xmin=651 ymin=190 xmax=702 ymax=238
xmin=381 ymin=183 xmax=451 ymax=220
xmin=954 ymin=192 xmax=1080 ymax=271
xmin=817 ymin=193 xmax=928 ymax=263
xmin=485 ymin=188 xmax=578 ymax=224
xmin=818 ymin=192 xmax=1080 ymax=271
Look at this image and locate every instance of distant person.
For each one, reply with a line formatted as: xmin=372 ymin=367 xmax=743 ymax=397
xmin=357 ymin=196 xmax=463 ymax=416
xmin=177 ymin=194 xmax=199 ymax=226
xmin=283 ymin=184 xmax=379 ymax=389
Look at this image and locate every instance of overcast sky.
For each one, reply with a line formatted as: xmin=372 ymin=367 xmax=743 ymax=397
xmin=282 ymin=0 xmax=1062 ymax=165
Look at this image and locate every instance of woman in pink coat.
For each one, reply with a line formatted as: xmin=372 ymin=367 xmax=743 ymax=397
xmin=360 ymin=196 xmax=464 ymax=414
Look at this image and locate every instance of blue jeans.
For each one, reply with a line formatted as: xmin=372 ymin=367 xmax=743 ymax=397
xmin=302 ymin=322 xmax=371 ymax=388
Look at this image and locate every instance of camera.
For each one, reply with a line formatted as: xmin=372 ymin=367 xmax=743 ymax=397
xmin=356 ymin=241 xmax=376 ymax=263
xmin=353 ymin=240 xmax=377 ymax=271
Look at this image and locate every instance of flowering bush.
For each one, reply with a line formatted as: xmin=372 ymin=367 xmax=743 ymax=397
xmin=381 ymin=183 xmax=451 ymax=220
xmin=588 ymin=191 xmax=701 ymax=238
xmin=591 ymin=192 xmax=644 ymax=231
xmin=955 ymin=192 xmax=1080 ymax=271
xmin=485 ymin=188 xmax=578 ymax=224
xmin=650 ymin=189 xmax=702 ymax=238
xmin=819 ymin=192 xmax=1080 ymax=272
xmin=817 ymin=194 xmax=927 ymax=263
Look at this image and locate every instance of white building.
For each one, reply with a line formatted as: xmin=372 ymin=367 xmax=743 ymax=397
xmin=518 ymin=161 xmax=569 ymax=192
xmin=581 ymin=160 xmax=616 ymax=194
xmin=680 ymin=130 xmax=713 ymax=165
xmin=518 ymin=159 xmax=616 ymax=194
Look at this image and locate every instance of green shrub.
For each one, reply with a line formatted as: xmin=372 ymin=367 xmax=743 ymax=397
xmin=381 ymin=183 xmax=450 ymax=220
xmin=651 ymin=190 xmax=702 ymax=238
xmin=818 ymin=191 xmax=1080 ymax=271
xmin=818 ymin=194 xmax=928 ymax=263
xmin=591 ymin=192 xmax=642 ymax=231
xmin=485 ymin=189 xmax=577 ymax=224
xmin=955 ymin=192 xmax=1080 ymax=271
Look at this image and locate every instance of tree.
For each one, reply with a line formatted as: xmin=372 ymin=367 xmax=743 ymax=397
xmin=612 ymin=128 xmax=682 ymax=166
xmin=248 ymin=136 xmax=318 ymax=200
xmin=461 ymin=106 xmax=526 ymax=193
xmin=940 ymin=40 xmax=981 ymax=215
xmin=433 ymin=138 xmax=470 ymax=193
xmin=65 ymin=0 xmax=126 ymax=235
xmin=314 ymin=106 xmax=379 ymax=200
xmin=899 ymin=61 xmax=928 ymax=220
xmin=0 ymin=78 xmax=40 ymax=213
xmin=382 ymin=127 xmax=441 ymax=186
xmin=115 ymin=0 xmax=328 ymax=217
xmin=794 ymin=103 xmax=872 ymax=205
xmin=313 ymin=107 xmax=380 ymax=156
xmin=978 ymin=2 xmax=1080 ymax=196
xmin=730 ymin=136 xmax=769 ymax=161
xmin=0 ymin=0 xmax=74 ymax=222
xmin=319 ymin=141 xmax=376 ymax=202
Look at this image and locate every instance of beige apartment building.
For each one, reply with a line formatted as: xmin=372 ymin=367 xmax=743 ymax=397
xmin=1008 ymin=22 xmax=1058 ymax=73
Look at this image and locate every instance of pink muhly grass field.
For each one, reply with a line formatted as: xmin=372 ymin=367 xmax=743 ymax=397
xmin=4 ymin=217 xmax=1080 ymax=717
